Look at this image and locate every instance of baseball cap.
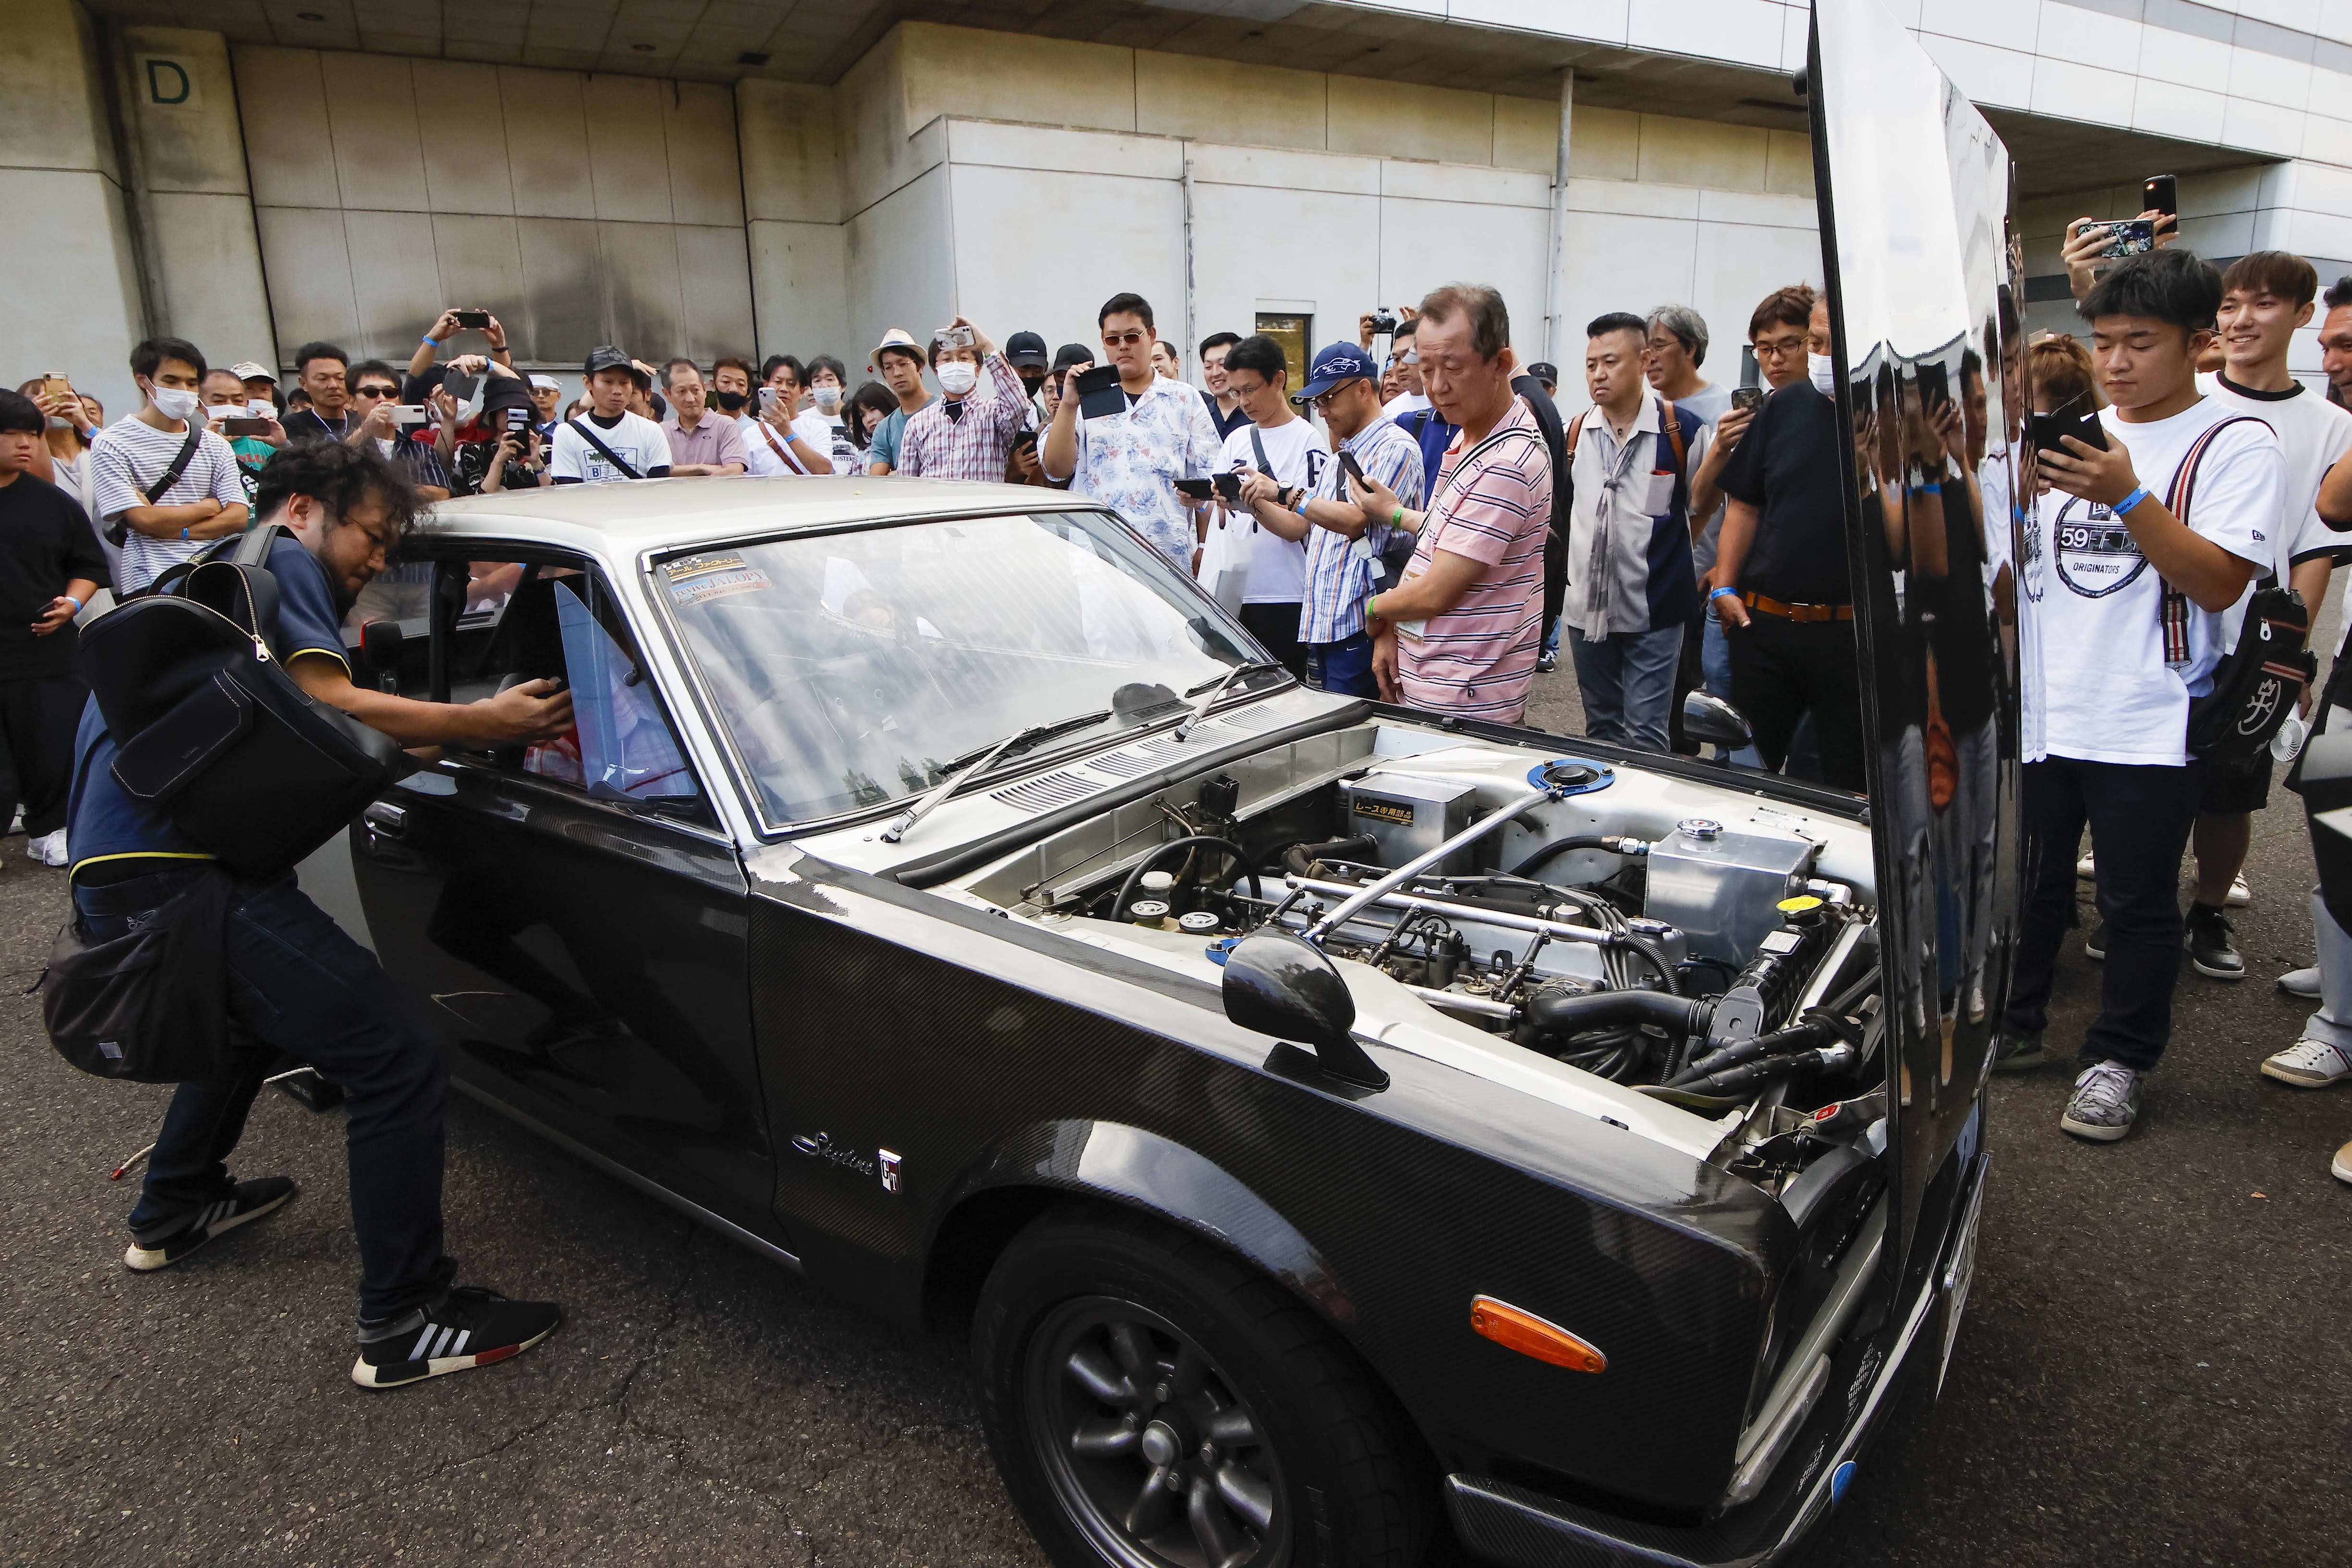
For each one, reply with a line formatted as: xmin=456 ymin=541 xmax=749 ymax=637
xmin=583 ymin=344 xmax=648 ymax=384
xmin=1528 ymin=362 xmax=1559 ymax=385
xmin=1297 ymin=341 xmax=1378 ymax=399
xmin=872 ymin=327 xmax=923 ymax=364
xmin=1004 ymin=331 xmax=1050 ymax=368
xmin=1052 ymin=342 xmax=1094 ymax=372
xmin=529 ymin=373 xmax=561 ymax=392
xmin=230 ymin=360 xmax=276 ymax=383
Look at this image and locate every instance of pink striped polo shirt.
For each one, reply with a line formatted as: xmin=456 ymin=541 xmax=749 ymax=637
xmin=1395 ymin=396 xmax=1553 ymax=722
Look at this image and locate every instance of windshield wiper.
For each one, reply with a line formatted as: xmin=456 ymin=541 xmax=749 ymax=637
xmin=879 ymin=707 xmax=1111 ymax=844
xmin=1175 ymin=660 xmax=1284 ymax=741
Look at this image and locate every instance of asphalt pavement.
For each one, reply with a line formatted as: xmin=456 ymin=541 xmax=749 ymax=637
xmin=3 ymin=669 xmax=2349 ymax=1568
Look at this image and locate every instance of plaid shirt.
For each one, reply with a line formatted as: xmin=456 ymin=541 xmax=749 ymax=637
xmin=898 ymin=354 xmax=1028 ymax=481
xmin=1298 ymin=414 xmax=1426 ymax=645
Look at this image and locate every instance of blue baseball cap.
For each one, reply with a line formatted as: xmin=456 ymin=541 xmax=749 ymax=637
xmin=1297 ymin=341 xmax=1378 ymax=399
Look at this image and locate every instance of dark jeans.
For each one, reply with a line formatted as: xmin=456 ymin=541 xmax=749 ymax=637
xmin=1725 ymin=615 xmax=1867 ymax=792
xmin=81 ymin=867 xmax=454 ymax=1320
xmin=1238 ymin=601 xmax=1306 ymax=678
xmin=1305 ymin=632 xmax=1378 ymax=698
xmin=0 ymin=670 xmax=90 ymax=837
xmin=2003 ymin=755 xmax=2202 ymax=1072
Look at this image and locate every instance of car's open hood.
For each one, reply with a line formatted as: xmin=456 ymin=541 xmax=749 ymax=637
xmin=1811 ymin=0 xmax=2022 ymax=1276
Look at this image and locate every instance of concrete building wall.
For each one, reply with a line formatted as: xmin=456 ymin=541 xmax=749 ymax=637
xmin=232 ymin=45 xmax=755 ymax=372
xmin=1 ymin=0 xmax=147 ymax=420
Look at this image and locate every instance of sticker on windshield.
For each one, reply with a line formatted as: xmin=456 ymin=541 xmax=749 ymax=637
xmin=665 ymin=554 xmax=771 ymax=606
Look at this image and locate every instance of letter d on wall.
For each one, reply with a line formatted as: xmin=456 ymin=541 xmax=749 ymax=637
xmin=143 ymin=57 xmax=198 ymax=109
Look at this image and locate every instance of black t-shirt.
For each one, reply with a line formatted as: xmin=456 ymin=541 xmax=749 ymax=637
xmin=283 ymin=408 xmax=351 ymax=445
xmin=1202 ymin=391 xmax=1250 ymax=441
xmin=0 ymin=475 xmax=110 ymax=680
xmin=1717 ymin=382 xmax=1852 ymax=605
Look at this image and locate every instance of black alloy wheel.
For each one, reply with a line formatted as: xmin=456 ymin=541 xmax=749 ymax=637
xmin=1027 ymin=1297 xmax=1282 ymax=1568
xmin=972 ymin=1203 xmax=1433 ymax=1568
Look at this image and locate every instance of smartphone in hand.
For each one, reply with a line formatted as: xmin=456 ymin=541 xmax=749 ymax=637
xmin=2031 ymin=407 xmax=2108 ymax=455
xmin=1173 ymin=477 xmax=1214 ymax=499
xmin=454 ymin=308 xmax=492 ymax=329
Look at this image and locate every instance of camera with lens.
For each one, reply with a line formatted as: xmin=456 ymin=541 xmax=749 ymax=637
xmin=1368 ymin=309 xmax=1400 ymax=335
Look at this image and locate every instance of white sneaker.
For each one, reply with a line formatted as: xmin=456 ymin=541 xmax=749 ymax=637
xmin=2334 ymin=1139 xmax=2352 ymax=1185
xmin=2261 ymin=1039 xmax=2352 ymax=1088
xmin=2279 ymin=965 xmax=2322 ymax=999
xmin=2061 ymin=1060 xmax=2143 ymax=1142
xmin=26 ymin=829 xmax=67 ymax=868
xmin=2225 ymin=873 xmax=2251 ymax=909
xmin=2076 ymin=851 xmax=2096 ymax=880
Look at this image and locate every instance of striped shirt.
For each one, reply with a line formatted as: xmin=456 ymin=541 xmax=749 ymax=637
xmin=1298 ymin=414 xmax=1425 ymax=645
xmin=1394 ymin=396 xmax=1552 ymax=722
xmin=89 ymin=416 xmax=248 ymax=593
xmin=899 ymin=355 xmax=1030 ymax=482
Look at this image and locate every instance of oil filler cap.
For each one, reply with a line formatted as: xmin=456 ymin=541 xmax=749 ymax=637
xmin=1776 ymin=894 xmax=1824 ymax=915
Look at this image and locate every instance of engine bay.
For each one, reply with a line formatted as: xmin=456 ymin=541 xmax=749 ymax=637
xmin=922 ymin=721 xmax=1892 ymax=1188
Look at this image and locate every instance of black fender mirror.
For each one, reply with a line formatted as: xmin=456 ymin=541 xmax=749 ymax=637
xmin=1682 ymin=689 xmax=1754 ymax=754
xmin=1221 ymin=931 xmax=1388 ymax=1090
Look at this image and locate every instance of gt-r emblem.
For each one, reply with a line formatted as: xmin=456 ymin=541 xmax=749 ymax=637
xmin=878 ymin=1149 xmax=903 ymax=1193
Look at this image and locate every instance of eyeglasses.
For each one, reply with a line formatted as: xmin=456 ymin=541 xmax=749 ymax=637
xmin=1752 ymin=335 xmax=1807 ymax=358
xmin=1102 ymin=330 xmax=1149 ymax=348
xmin=1308 ymin=384 xmax=1360 ymax=410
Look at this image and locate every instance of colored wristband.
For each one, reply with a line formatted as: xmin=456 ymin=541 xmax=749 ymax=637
xmin=1709 ymin=584 xmax=1739 ymax=601
xmin=180 ymin=527 xmax=190 ymax=541
xmin=2116 ymin=485 xmax=2152 ymax=515
xmin=421 ymin=335 xmax=439 ymax=347
xmin=1390 ymin=505 xmax=1405 ymax=527
xmin=1916 ymin=480 xmax=1941 ymax=494
xmin=1367 ymin=593 xmax=1381 ymax=622
xmin=63 ymin=596 xmax=82 ymax=613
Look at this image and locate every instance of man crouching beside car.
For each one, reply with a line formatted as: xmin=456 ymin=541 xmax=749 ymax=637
xmin=65 ymin=440 xmax=578 ymax=1388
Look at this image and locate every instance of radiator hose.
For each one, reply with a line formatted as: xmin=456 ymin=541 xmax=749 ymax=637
xmin=1282 ymin=835 xmax=1379 ymax=878
xmin=1115 ymin=836 xmax=1261 ymax=918
xmin=1510 ymin=834 xmax=1648 ymax=879
xmin=1522 ymin=985 xmax=1711 ymax=1041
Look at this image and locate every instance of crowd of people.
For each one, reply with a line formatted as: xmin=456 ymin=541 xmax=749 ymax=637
xmin=4 ymin=242 xmax=2352 ymax=1373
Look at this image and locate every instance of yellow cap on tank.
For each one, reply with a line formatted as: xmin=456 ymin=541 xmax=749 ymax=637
xmin=1776 ymin=894 xmax=1824 ymax=915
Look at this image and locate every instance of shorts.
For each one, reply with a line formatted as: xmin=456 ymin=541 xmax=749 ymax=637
xmin=2196 ymin=751 xmax=2274 ymax=814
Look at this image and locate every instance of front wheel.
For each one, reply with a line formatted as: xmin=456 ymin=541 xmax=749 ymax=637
xmin=972 ymin=1203 xmax=1432 ymax=1568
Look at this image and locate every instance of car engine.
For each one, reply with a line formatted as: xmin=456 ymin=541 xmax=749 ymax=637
xmin=1041 ymin=755 xmax=1884 ymax=1118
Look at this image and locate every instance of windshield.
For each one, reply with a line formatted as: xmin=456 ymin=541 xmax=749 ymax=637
xmin=656 ymin=511 xmax=1263 ymax=824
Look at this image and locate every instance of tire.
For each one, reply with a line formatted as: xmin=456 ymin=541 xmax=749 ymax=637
xmin=972 ymin=1201 xmax=1433 ymax=1568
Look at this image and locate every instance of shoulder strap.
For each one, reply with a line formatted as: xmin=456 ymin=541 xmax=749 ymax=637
xmin=757 ymin=418 xmax=810 ymax=475
xmin=1248 ymin=422 xmax=1273 ymax=475
xmin=567 ymin=418 xmax=642 ymax=481
xmin=1431 ymin=420 xmax=1546 ymax=514
xmin=1659 ymin=398 xmax=1687 ymax=475
xmin=135 ymin=428 xmax=205 ymax=507
xmin=2158 ymin=414 xmax=2268 ymax=664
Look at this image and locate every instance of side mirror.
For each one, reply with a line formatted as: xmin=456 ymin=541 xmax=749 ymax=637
xmin=1683 ymin=690 xmax=1754 ymax=754
xmin=1221 ymin=931 xmax=1388 ymax=1090
xmin=360 ymin=618 xmax=404 ymax=694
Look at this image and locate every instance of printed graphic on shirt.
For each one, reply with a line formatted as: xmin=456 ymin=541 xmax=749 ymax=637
xmin=2050 ymin=497 xmax=2149 ymax=598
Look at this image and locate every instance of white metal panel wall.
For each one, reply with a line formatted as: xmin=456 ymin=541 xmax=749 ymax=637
xmin=235 ymin=45 xmax=755 ymax=371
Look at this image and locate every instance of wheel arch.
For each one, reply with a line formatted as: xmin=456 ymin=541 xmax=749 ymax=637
xmin=921 ymin=1119 xmax=1359 ymax=1343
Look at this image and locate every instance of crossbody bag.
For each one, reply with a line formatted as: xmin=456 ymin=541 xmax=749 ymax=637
xmin=2156 ymin=413 xmax=2314 ymax=767
xmin=105 ymin=428 xmax=205 ymax=548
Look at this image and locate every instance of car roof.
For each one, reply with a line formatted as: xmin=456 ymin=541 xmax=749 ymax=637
xmin=411 ymin=475 xmax=1091 ymax=555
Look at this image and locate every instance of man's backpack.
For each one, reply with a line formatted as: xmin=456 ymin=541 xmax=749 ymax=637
xmin=78 ymin=526 xmax=415 ymax=876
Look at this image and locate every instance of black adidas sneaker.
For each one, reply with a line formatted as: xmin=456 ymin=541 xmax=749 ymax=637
xmin=352 ymin=1286 xmax=563 ymax=1390
xmin=122 ymin=1177 xmax=298 ymax=1272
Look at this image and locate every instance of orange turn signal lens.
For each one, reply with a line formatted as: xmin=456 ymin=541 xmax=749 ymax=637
xmin=1469 ymin=1295 xmax=1607 ymax=1374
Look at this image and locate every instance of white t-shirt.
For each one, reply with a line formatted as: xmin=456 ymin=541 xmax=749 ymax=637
xmin=1382 ymin=390 xmax=1431 ymax=419
xmin=2020 ymin=397 xmax=2280 ymax=766
xmin=792 ymin=408 xmax=837 ymax=474
xmin=1216 ymin=417 xmax=1327 ymax=606
xmin=551 ymin=412 xmax=670 ymax=484
xmin=2195 ymin=370 xmax=2352 ymax=582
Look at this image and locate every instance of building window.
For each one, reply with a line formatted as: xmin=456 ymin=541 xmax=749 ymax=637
xmin=1254 ymin=314 xmax=1311 ymax=393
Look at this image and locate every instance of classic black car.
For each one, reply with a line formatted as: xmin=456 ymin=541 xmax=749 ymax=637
xmin=300 ymin=5 xmax=2019 ymax=1562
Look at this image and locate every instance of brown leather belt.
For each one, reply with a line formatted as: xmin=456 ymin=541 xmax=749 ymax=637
xmin=1742 ymin=591 xmax=1854 ymax=623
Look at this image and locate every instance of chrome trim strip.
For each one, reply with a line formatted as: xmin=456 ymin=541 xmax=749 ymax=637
xmin=449 ymin=1078 xmax=802 ymax=1273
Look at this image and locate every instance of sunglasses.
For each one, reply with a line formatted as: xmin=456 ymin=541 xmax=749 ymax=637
xmin=353 ymin=385 xmax=399 ymax=399
xmin=1308 ymin=384 xmax=1360 ymax=410
xmin=1102 ymin=330 xmax=1149 ymax=348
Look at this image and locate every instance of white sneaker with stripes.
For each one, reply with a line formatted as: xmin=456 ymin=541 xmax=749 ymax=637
xmin=122 ymin=1177 xmax=297 ymax=1271
xmin=352 ymin=1286 xmax=563 ymax=1389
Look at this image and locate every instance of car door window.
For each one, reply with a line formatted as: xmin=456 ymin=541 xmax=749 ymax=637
xmin=430 ymin=550 xmax=713 ymax=824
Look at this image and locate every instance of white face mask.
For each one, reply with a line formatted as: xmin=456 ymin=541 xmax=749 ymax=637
xmin=150 ymin=385 xmax=199 ymax=422
xmin=812 ymin=383 xmax=842 ymax=412
xmin=47 ymin=416 xmax=72 ymax=431
xmin=936 ymin=360 xmax=979 ymax=397
xmin=249 ymin=399 xmax=276 ymax=419
xmin=1807 ymin=352 xmax=1838 ymax=398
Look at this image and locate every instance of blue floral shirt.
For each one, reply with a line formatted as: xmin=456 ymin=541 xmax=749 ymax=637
xmin=1060 ymin=376 xmax=1226 ymax=564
